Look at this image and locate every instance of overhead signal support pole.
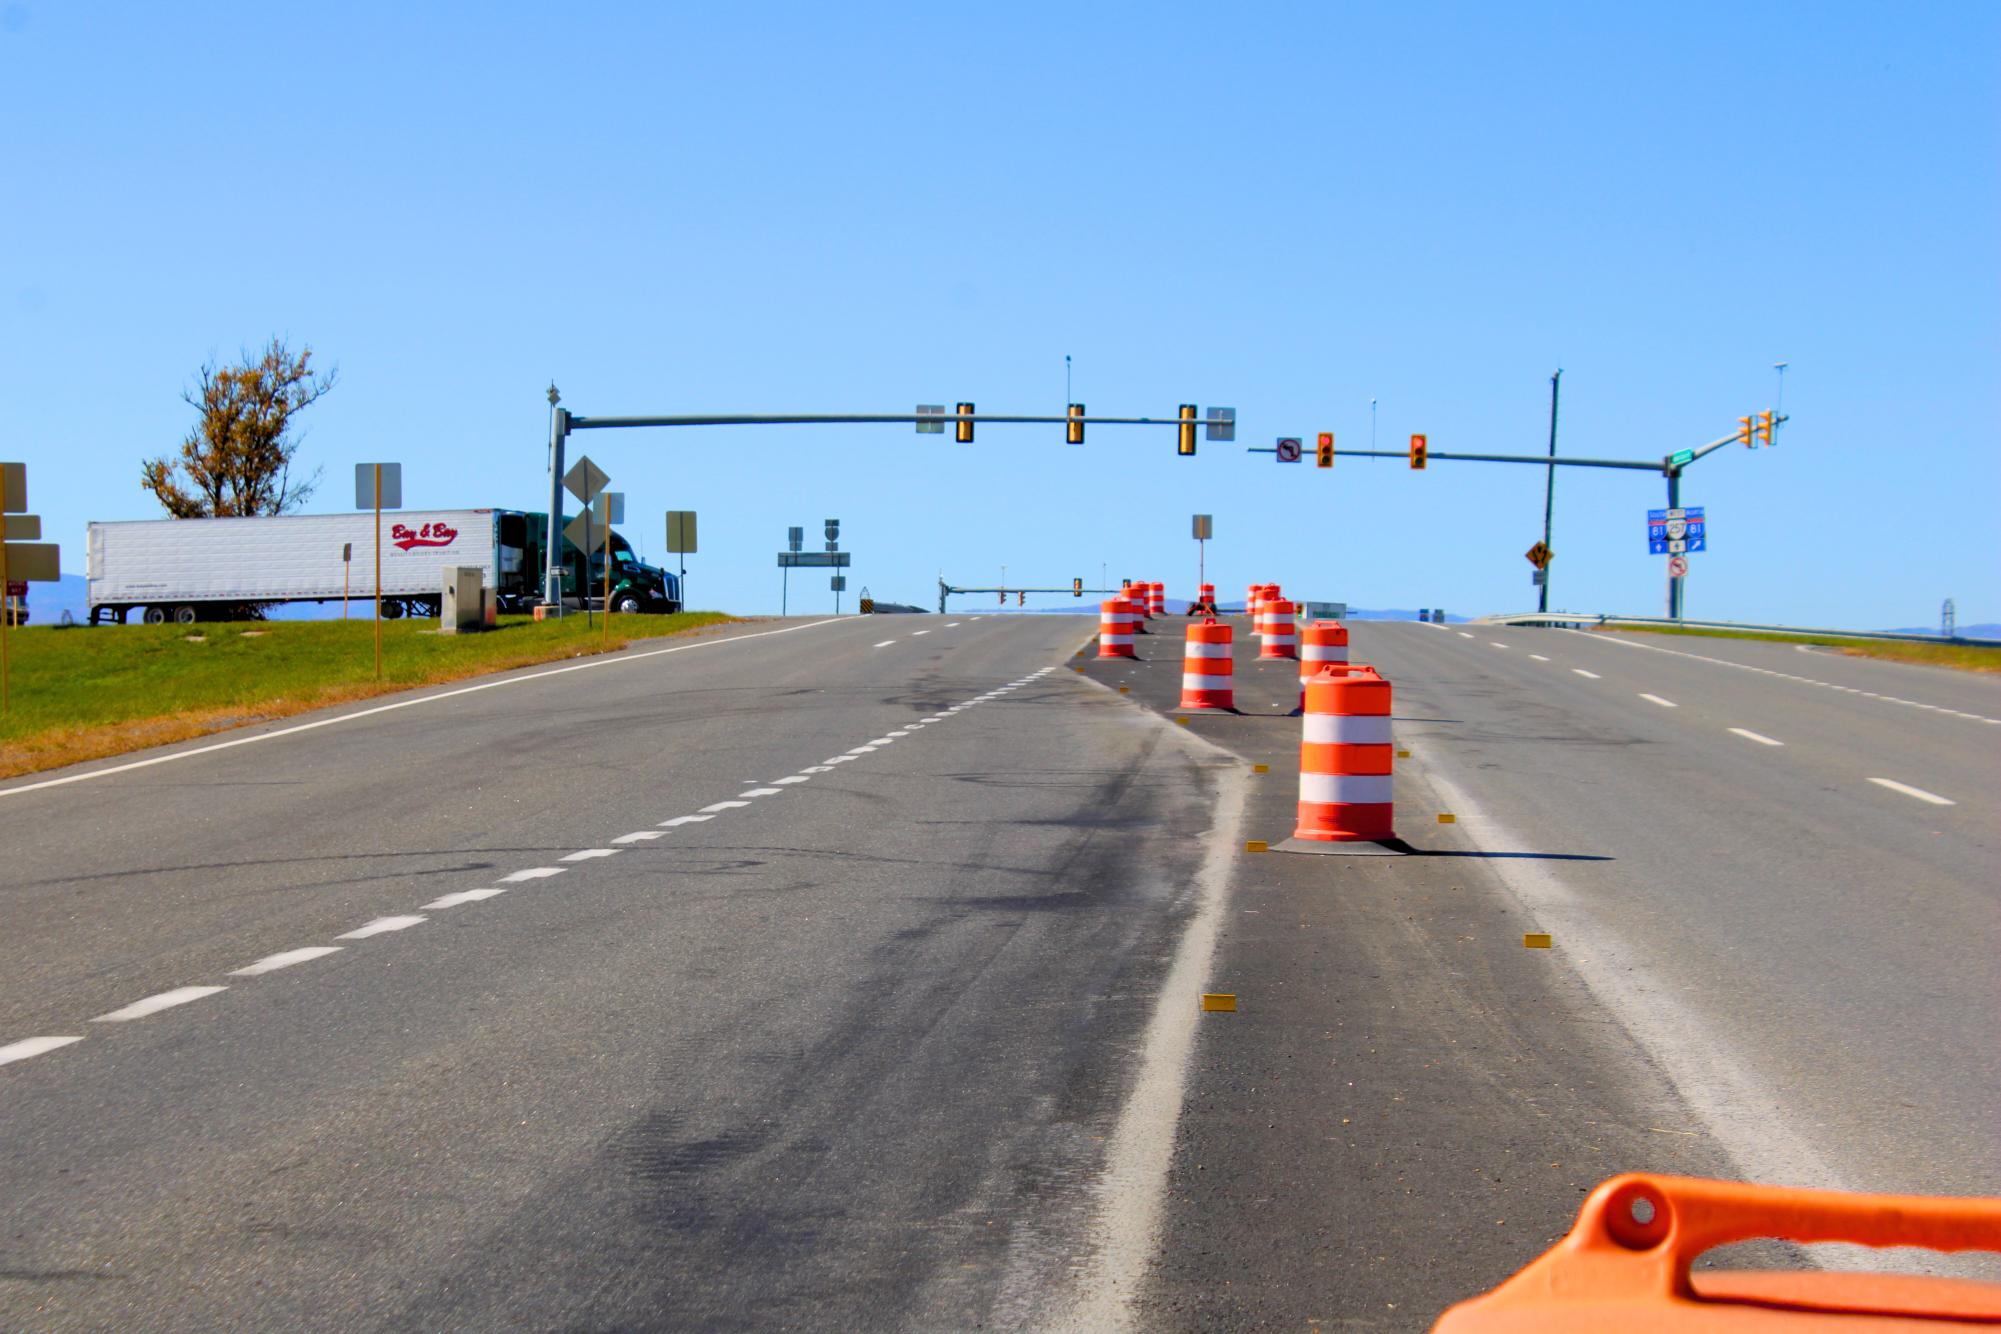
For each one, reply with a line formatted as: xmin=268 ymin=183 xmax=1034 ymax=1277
xmin=1540 ymin=369 xmax=1560 ymax=614
xmin=373 ymin=465 xmax=383 ymax=682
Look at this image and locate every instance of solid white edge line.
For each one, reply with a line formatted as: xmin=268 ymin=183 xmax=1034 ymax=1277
xmin=0 ymin=1035 xmax=86 ymax=1066
xmin=92 ymin=986 xmax=228 ymax=1022
xmin=1728 ymin=727 xmax=1784 ymax=746
xmin=229 ymin=946 xmax=344 ymax=976
xmin=1056 ymin=686 xmax=1248 ymax=1331
xmin=1866 ymin=777 xmax=1956 ymax=806
xmin=0 ymin=617 xmax=849 ymax=799
xmin=336 ymin=915 xmax=427 ymax=940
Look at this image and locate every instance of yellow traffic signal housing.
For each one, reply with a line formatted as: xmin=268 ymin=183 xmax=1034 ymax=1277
xmin=1738 ymin=415 xmax=1754 ymax=447
xmin=1316 ymin=431 xmax=1334 ymax=468
xmin=1067 ymin=403 xmax=1085 ymax=445
xmin=1409 ymin=433 xmax=1428 ymax=469
xmin=1757 ymin=410 xmax=1774 ymax=446
xmin=957 ymin=402 xmax=976 ymax=444
xmin=1072 ymin=577 xmax=1083 ymax=597
xmin=1177 ymin=405 xmax=1198 ymax=456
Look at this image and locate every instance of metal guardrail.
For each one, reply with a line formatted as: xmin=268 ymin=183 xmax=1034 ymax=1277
xmin=1477 ymin=611 xmax=2001 ymax=648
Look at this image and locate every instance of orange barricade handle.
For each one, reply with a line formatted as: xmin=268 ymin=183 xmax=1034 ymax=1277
xmin=1434 ymin=1173 xmax=2001 ymax=1332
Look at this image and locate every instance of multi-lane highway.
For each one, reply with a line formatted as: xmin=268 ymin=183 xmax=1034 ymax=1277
xmin=2 ymin=611 xmax=1994 ymax=1330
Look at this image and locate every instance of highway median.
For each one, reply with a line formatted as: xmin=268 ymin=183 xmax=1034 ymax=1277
xmin=0 ymin=611 xmax=737 ymax=781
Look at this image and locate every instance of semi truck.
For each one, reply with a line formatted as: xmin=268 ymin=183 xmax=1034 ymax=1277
xmin=86 ymin=509 xmax=680 ymax=625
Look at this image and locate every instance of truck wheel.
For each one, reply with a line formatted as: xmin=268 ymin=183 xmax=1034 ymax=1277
xmin=173 ymin=606 xmax=199 ymax=626
xmin=381 ymin=599 xmax=405 ymax=620
xmin=615 ymin=594 xmax=643 ymax=615
xmin=143 ymin=606 xmax=169 ymax=625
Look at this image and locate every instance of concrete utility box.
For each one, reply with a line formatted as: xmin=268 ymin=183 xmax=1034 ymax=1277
xmin=440 ymin=565 xmax=484 ymax=634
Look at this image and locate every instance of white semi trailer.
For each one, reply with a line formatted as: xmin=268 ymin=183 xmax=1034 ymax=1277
xmin=86 ymin=509 xmax=677 ymax=625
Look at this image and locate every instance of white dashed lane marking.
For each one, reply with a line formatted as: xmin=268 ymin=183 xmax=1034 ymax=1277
xmin=1572 ymin=669 xmax=1601 ymax=679
xmin=1728 ymin=728 xmax=1785 ymax=747
xmin=1867 ymin=778 xmax=1956 ymax=806
xmin=7 ymin=653 xmax=1080 ymax=1069
xmin=229 ymin=947 xmax=343 ymax=976
xmin=873 ymin=640 xmax=896 ymax=649
xmin=1490 ymin=642 xmax=1509 ymax=649
xmin=1639 ymin=694 xmax=1678 ymax=708
xmin=1458 ymin=632 xmax=1475 ymax=639
xmin=1530 ymin=654 xmax=1551 ymax=662
xmin=336 ymin=915 xmax=427 ymax=940
xmin=93 ymin=986 xmax=228 ymax=1022
xmin=1581 ymin=630 xmax=2001 ymax=725
xmin=946 ymin=622 xmax=961 ymax=627
xmin=422 ymin=889 xmax=507 ymax=909
xmin=0 ymin=1036 xmax=85 ymax=1066
xmin=911 ymin=630 xmax=929 ymax=636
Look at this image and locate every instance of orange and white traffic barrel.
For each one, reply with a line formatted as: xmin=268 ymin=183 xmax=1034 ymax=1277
xmin=1178 ymin=621 xmax=1235 ymax=711
xmin=1292 ymin=666 xmax=1394 ymax=842
xmin=1098 ymin=597 xmax=1139 ymax=658
xmin=1257 ymin=597 xmax=1298 ymax=659
xmin=1148 ymin=582 xmax=1165 ymax=618
xmin=1196 ymin=583 xmax=1216 ymax=616
xmin=1297 ymin=621 xmax=1350 ymax=705
xmin=1121 ymin=583 xmax=1150 ymax=632
xmin=1246 ymin=585 xmax=1263 ymax=619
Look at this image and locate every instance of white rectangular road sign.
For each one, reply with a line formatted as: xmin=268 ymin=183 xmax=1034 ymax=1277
xmin=594 ymin=491 xmax=625 ymax=525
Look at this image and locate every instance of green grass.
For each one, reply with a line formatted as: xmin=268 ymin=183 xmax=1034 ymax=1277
xmin=0 ymin=610 xmax=736 ymax=778
xmin=1604 ymin=625 xmax=2000 ymax=673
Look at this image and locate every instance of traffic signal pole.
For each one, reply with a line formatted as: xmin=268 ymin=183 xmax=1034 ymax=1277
xmin=1539 ymin=370 xmax=1560 ymax=614
xmin=1311 ymin=414 xmax=1784 ymax=621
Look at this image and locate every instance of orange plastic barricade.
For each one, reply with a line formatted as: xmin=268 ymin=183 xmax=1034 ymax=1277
xmin=1097 ymin=597 xmax=1138 ymax=659
xmin=1433 ymin=1173 xmax=2001 ymax=1332
xmin=1297 ymin=620 xmax=1349 ymax=709
xmin=1178 ymin=620 xmax=1235 ymax=711
xmin=1257 ymin=597 xmax=1298 ymax=660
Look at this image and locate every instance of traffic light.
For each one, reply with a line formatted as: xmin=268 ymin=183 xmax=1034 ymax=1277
xmin=1072 ymin=577 xmax=1083 ymax=597
xmin=1409 ymin=433 xmax=1428 ymax=470
xmin=1018 ymin=590 xmax=1025 ymax=606
xmin=1177 ymin=404 xmax=1198 ymax=456
xmin=1316 ymin=431 xmax=1335 ymax=468
xmin=998 ymin=589 xmax=1005 ymax=604
xmin=1738 ymin=415 xmax=1754 ymax=448
xmin=1757 ymin=410 xmax=1774 ymax=447
xmin=1067 ymin=403 xmax=1085 ymax=445
xmin=957 ymin=402 xmax=975 ymax=444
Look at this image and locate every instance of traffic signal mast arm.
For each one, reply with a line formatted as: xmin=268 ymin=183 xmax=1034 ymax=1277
xmin=568 ymin=411 xmax=1206 ymax=430
xmin=1307 ymin=415 xmax=1787 ymax=477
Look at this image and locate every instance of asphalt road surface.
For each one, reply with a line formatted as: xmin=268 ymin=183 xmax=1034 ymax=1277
xmin=3 ymin=612 xmax=1994 ymax=1331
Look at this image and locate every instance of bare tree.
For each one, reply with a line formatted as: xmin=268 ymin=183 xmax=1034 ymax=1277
xmin=142 ymin=338 xmax=335 ymax=517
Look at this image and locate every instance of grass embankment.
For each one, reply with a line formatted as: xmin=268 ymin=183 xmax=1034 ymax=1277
xmin=1603 ymin=625 xmax=2000 ymax=674
xmin=0 ymin=611 xmax=737 ymax=780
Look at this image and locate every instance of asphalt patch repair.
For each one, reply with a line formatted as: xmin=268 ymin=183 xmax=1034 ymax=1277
xmin=1077 ymin=616 xmax=1737 ymax=1332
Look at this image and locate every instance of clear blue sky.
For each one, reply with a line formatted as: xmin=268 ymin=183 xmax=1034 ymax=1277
xmin=3 ymin=2 xmax=1995 ymax=626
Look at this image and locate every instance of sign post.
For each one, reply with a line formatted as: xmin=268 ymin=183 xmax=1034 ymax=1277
xmin=356 ymin=463 xmax=403 ymax=681
xmin=1646 ymin=504 xmax=1706 ymax=619
xmin=343 ymin=542 xmax=352 ymax=619
xmin=666 ymin=510 xmax=697 ymax=609
xmin=562 ymin=455 xmax=609 ymax=630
